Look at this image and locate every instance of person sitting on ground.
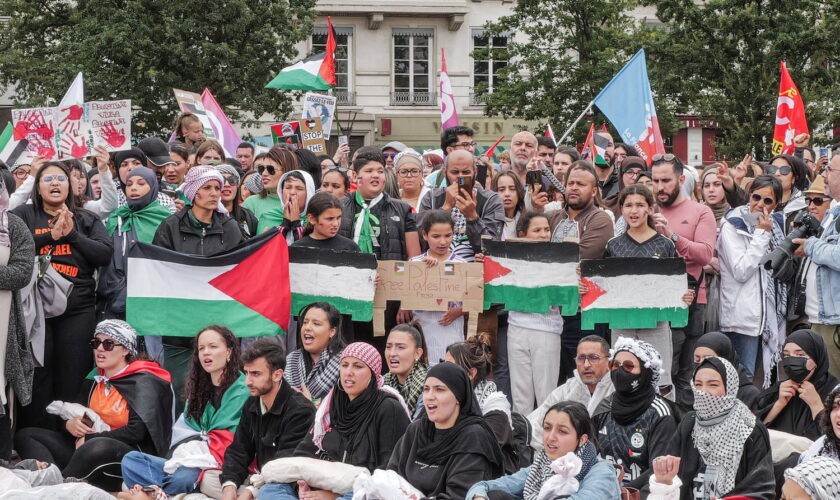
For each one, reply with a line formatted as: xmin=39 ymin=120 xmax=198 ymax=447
xmin=693 ymin=331 xmax=760 ymax=409
xmin=383 ymin=323 xmax=429 ymax=417
xmin=782 ymin=456 xmax=840 ymax=500
xmin=284 ymin=302 xmax=346 ymax=405
xmin=799 ymin=385 xmax=840 ymax=464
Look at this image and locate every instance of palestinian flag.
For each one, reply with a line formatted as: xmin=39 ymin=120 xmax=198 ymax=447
xmin=0 ymin=123 xmax=29 ymax=167
xmin=580 ymin=257 xmax=688 ymax=330
xmin=127 ymin=230 xmax=290 ymax=337
xmin=581 ymin=123 xmax=609 ymax=166
xmin=266 ymin=16 xmax=336 ymax=91
xmin=482 ymin=239 xmax=579 ymax=314
xmin=289 ymin=246 xmax=377 ymax=321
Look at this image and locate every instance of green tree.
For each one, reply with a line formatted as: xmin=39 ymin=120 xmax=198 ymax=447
xmin=645 ymin=0 xmax=840 ymax=159
xmin=0 ymin=0 xmax=317 ymax=136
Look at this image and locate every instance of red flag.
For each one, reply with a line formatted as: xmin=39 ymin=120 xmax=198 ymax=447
xmin=581 ymin=123 xmax=596 ymax=160
xmin=320 ymin=17 xmax=338 ymax=87
xmin=484 ymin=135 xmax=505 ymax=159
xmin=772 ymin=61 xmax=808 ymax=155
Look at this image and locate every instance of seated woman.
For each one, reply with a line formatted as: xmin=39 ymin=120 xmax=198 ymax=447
xmin=121 ymin=325 xmax=249 ymax=496
xmin=388 ymin=363 xmax=505 ymax=499
xmin=15 ymin=320 xmax=174 ymax=491
xmin=649 ymin=357 xmax=774 ymax=500
xmin=693 ymin=331 xmax=760 ymax=409
xmin=783 ymin=457 xmax=840 ymax=500
xmin=756 ymin=329 xmax=839 ymax=441
xmin=284 ymin=302 xmax=346 ymax=406
xmin=260 ymin=342 xmax=411 ymax=499
xmin=445 ymin=336 xmax=520 ymax=474
xmin=383 ymin=323 xmax=429 ymax=418
xmin=466 ymin=401 xmax=620 ymax=500
xmin=593 ymin=337 xmax=677 ymax=490
xmin=799 ymin=384 xmax=840 ymax=463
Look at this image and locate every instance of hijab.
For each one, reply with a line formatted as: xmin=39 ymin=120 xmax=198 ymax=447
xmin=85 ymin=168 xmax=100 ymax=199
xmin=124 ymin=166 xmax=158 ymax=210
xmin=695 ymin=332 xmax=735 ymax=364
xmin=260 ymin=170 xmax=316 ymax=241
xmin=415 ymin=363 xmax=504 ymax=468
xmin=609 ymin=337 xmax=661 ymax=425
xmin=784 ymin=457 xmax=840 ymax=500
xmin=105 ymin=167 xmax=171 ymax=243
xmin=786 ymin=329 xmax=834 ymax=391
xmin=691 ymin=357 xmax=756 ymax=495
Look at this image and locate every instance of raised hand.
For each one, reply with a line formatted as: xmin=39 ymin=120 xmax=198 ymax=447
xmin=101 ymin=122 xmax=126 ymax=148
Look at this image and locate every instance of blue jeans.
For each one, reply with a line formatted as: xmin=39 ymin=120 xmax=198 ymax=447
xmin=725 ymin=331 xmax=760 ymax=379
xmin=257 ymin=482 xmax=353 ymax=500
xmin=121 ymin=451 xmax=201 ymax=495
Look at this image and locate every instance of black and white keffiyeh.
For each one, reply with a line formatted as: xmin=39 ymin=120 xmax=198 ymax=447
xmin=284 ymin=348 xmax=341 ymax=401
xmin=691 ymin=356 xmax=756 ymax=496
xmin=785 ymin=456 xmax=840 ymax=500
xmin=522 ymin=441 xmax=599 ymax=500
xmin=610 ymin=337 xmax=664 ymax=389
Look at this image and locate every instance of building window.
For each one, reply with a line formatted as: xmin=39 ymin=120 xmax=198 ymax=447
xmin=392 ymin=28 xmax=435 ymax=106
xmin=472 ymin=30 xmax=508 ymax=105
xmin=312 ymin=27 xmax=354 ymax=105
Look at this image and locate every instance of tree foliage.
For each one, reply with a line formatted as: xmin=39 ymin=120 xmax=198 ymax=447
xmin=0 ymin=0 xmax=317 ymax=136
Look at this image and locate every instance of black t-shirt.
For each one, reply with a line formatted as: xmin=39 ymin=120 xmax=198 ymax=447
xmin=604 ymin=231 xmax=677 ymax=258
xmin=291 ymin=234 xmax=361 ymax=252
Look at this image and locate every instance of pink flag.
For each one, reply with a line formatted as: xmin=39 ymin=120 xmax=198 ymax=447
xmin=200 ymin=88 xmax=242 ymax=157
xmin=439 ymin=49 xmax=459 ymax=130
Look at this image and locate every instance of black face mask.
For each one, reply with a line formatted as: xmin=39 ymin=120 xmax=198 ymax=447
xmin=782 ymin=356 xmax=812 ymax=383
xmin=611 ymin=367 xmax=644 ymax=394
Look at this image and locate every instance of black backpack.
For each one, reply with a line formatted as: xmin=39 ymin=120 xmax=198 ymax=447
xmin=510 ymin=411 xmax=534 ymax=468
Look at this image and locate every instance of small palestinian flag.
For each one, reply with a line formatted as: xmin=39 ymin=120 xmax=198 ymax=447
xmin=582 ymin=123 xmax=609 ymax=166
xmin=0 ymin=123 xmax=29 ymax=167
xmin=127 ymin=230 xmax=290 ymax=337
xmin=289 ymin=246 xmax=377 ymax=321
xmin=580 ymin=257 xmax=688 ymax=330
xmin=482 ymin=239 xmax=579 ymax=314
xmin=266 ymin=17 xmax=337 ymax=91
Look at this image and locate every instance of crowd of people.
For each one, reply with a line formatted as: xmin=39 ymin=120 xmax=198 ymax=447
xmin=0 ymin=116 xmax=839 ymax=500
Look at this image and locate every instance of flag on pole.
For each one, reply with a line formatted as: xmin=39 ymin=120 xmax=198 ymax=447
xmin=266 ymin=17 xmax=337 ymax=91
xmin=59 ymin=72 xmax=84 ymax=108
xmin=200 ymin=88 xmax=242 ymax=157
xmin=439 ymin=48 xmax=459 ymax=131
xmin=581 ymin=123 xmax=608 ymax=166
xmin=545 ymin=125 xmax=557 ymax=147
xmin=0 ymin=123 xmax=29 ymax=167
xmin=484 ymin=135 xmax=506 ymax=160
xmin=593 ymin=49 xmax=665 ymax=165
xmin=772 ymin=61 xmax=808 ymax=156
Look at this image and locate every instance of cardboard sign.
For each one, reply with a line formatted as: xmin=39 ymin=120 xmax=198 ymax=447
xmin=56 ymin=103 xmax=90 ymax=159
xmin=172 ymin=88 xmax=216 ymax=140
xmin=302 ymin=93 xmax=337 ymax=139
xmin=12 ymin=107 xmax=58 ymax=160
xmin=86 ymin=100 xmax=132 ymax=152
xmin=299 ymin=117 xmax=327 ymax=153
xmin=271 ymin=121 xmax=302 ymax=148
xmin=373 ymin=260 xmax=484 ymax=336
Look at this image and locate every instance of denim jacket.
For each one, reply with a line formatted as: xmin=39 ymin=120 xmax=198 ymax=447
xmin=465 ymin=459 xmax=621 ymax=500
xmin=804 ymin=205 xmax=840 ymax=324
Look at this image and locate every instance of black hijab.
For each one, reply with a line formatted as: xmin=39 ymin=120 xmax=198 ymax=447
xmin=695 ymin=332 xmax=736 ymax=365
xmin=415 ymin=363 xmax=504 ymax=468
xmin=610 ymin=352 xmax=656 ymax=425
xmin=330 ymin=369 xmax=389 ymax=455
xmin=786 ymin=329 xmax=834 ymax=392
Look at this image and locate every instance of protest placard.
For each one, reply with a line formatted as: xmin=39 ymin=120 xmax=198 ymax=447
xmin=172 ymin=88 xmax=216 ymax=140
xmin=299 ymin=117 xmax=327 ymax=154
xmin=85 ymin=100 xmax=131 ymax=152
xmin=302 ymin=93 xmax=337 ymax=139
xmin=373 ymin=260 xmax=484 ymax=336
xmin=271 ymin=121 xmax=302 ymax=148
xmin=12 ymin=107 xmax=58 ymax=160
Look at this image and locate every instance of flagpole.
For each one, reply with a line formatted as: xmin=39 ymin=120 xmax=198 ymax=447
xmin=557 ymin=101 xmax=594 ymax=145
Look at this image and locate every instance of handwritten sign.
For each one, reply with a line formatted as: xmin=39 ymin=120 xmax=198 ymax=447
xmin=12 ymin=107 xmax=58 ymax=160
xmin=85 ymin=100 xmax=131 ymax=152
xmin=302 ymin=93 xmax=337 ymax=139
xmin=299 ymin=117 xmax=327 ymax=154
xmin=373 ymin=260 xmax=484 ymax=336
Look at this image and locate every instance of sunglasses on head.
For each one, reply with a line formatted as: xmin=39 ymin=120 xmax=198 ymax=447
xmin=610 ymin=359 xmax=638 ymax=372
xmin=41 ymin=174 xmax=68 ymax=183
xmin=764 ymin=165 xmax=792 ymax=176
xmin=327 ymin=166 xmax=350 ymax=173
xmin=805 ymin=196 xmax=830 ymax=206
xmin=90 ymin=338 xmax=122 ymax=351
xmin=257 ymin=165 xmax=277 ymax=176
xmin=651 ymin=153 xmax=677 ymax=162
xmin=750 ymin=193 xmax=775 ymax=205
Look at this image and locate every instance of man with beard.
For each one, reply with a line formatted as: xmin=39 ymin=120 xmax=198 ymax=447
xmin=650 ymin=154 xmax=716 ymax=406
xmin=217 ymin=340 xmax=315 ymax=500
xmin=594 ymin=130 xmax=619 ymax=199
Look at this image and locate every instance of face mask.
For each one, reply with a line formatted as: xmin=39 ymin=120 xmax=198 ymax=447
xmin=782 ymin=356 xmax=811 ymax=384
xmin=611 ymin=367 xmax=643 ymax=394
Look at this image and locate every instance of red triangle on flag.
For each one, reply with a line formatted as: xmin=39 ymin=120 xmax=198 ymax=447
xmin=210 ymin=234 xmax=291 ymax=330
xmin=483 ymin=256 xmax=512 ymax=283
xmin=580 ymin=277 xmax=607 ymax=309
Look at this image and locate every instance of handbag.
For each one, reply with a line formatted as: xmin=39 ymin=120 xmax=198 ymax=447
xmin=613 ymin=464 xmax=641 ymax=500
xmin=36 ymin=249 xmax=74 ymax=318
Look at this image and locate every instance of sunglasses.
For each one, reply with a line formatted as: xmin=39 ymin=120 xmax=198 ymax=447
xmin=652 ymin=153 xmax=677 ymax=162
xmin=223 ymin=175 xmax=239 ymax=185
xmin=750 ymin=193 xmax=775 ymax=205
xmin=382 ymin=153 xmax=397 ymax=159
xmin=257 ymin=165 xmax=277 ymax=176
xmin=764 ymin=165 xmax=792 ymax=176
xmin=90 ymin=338 xmax=122 ymax=351
xmin=805 ymin=196 xmax=830 ymax=206
xmin=41 ymin=174 xmax=68 ymax=183
xmin=610 ymin=359 xmax=638 ymax=372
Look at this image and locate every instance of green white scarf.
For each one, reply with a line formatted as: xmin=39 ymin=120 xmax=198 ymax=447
xmin=353 ymin=191 xmax=383 ymax=254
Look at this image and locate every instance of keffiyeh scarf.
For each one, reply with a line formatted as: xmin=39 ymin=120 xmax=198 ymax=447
xmin=353 ymin=191 xmax=382 ymax=254
xmin=383 ymin=361 xmax=427 ymax=411
xmin=785 ymin=457 xmax=840 ymax=500
xmin=449 ymin=205 xmax=474 ymax=261
xmin=285 ymin=348 xmax=341 ymax=402
xmin=523 ymin=441 xmax=599 ymax=500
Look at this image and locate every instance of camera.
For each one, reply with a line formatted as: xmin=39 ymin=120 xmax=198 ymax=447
xmin=760 ymin=211 xmax=823 ymax=281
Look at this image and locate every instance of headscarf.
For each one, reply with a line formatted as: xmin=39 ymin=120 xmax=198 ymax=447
xmin=313 ymin=342 xmax=408 ymax=451
xmin=178 ymin=165 xmax=227 ymax=213
xmin=609 ymin=337 xmax=662 ymax=425
xmin=691 ymin=356 xmax=756 ymax=495
xmin=258 ymin=170 xmax=316 ymax=241
xmin=93 ymin=319 xmax=138 ymax=356
xmin=0 ymin=172 xmax=10 ymax=247
xmin=415 ymin=363 xmax=505 ymax=468
xmin=114 ymin=148 xmax=148 ymax=189
xmin=124 ymin=166 xmax=159 ymax=210
xmin=700 ymin=166 xmax=730 ymax=223
xmin=85 ymin=168 xmax=100 ymax=199
xmin=523 ymin=441 xmax=600 ymax=500
xmin=394 ymin=149 xmax=423 ymax=170
xmin=695 ymin=332 xmax=736 ymax=365
xmin=106 ymin=166 xmax=172 ymax=242
xmin=786 ymin=329 xmax=833 ymax=391
xmin=215 ymin=164 xmax=241 ymax=185
xmin=784 ymin=457 xmax=840 ymax=500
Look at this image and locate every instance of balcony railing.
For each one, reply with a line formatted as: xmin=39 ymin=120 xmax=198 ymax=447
xmin=470 ymin=92 xmax=489 ymax=106
xmin=334 ymin=90 xmax=355 ymax=106
xmin=390 ymin=91 xmax=437 ymax=106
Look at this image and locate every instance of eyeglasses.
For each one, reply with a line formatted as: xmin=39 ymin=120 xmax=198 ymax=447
xmin=257 ymin=165 xmax=277 ymax=176
xmin=575 ymin=354 xmax=604 ymax=364
xmin=610 ymin=359 xmax=638 ymax=372
xmin=89 ymin=338 xmax=122 ymax=351
xmin=327 ymin=166 xmax=350 ymax=173
xmin=765 ymin=165 xmax=792 ymax=176
xmin=651 ymin=153 xmax=677 ymax=162
xmin=13 ymin=169 xmax=30 ymax=178
xmin=750 ymin=193 xmax=775 ymax=205
xmin=41 ymin=174 xmax=68 ymax=183
xmin=398 ymin=168 xmax=421 ymax=178
xmin=382 ymin=153 xmax=398 ymax=159
xmin=805 ymin=196 xmax=830 ymax=206
xmin=454 ymin=141 xmax=477 ymax=149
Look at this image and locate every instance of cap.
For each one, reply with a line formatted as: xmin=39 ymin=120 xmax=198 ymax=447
xmin=138 ymin=137 xmax=177 ymax=167
xmin=381 ymin=141 xmax=407 ymax=153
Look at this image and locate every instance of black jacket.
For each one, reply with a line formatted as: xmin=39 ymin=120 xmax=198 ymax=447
xmin=672 ymin=411 xmax=774 ymax=500
xmin=339 ymin=193 xmax=416 ymax=261
xmin=219 ymin=380 xmax=316 ymax=486
xmin=152 ymin=208 xmax=244 ymax=256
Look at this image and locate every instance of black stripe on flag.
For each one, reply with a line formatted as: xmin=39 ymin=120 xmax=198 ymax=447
xmin=289 ymin=246 xmax=377 ymax=269
xmin=482 ymin=239 xmax=579 ymax=264
xmin=129 ymin=228 xmax=281 ymax=266
xmin=3 ymin=139 xmax=28 ymax=167
xmin=581 ymin=257 xmax=686 ymax=277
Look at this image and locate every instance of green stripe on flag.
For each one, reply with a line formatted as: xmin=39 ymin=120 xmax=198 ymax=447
xmin=0 ymin=123 xmax=12 ymax=148
xmin=581 ymin=307 xmax=688 ymax=330
xmin=127 ymin=297 xmax=285 ymax=337
xmin=484 ymin=285 xmax=579 ymax=315
xmin=291 ymin=293 xmax=373 ymax=322
xmin=266 ymin=69 xmax=331 ymax=91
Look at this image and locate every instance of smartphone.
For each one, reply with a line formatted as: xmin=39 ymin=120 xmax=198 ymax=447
xmin=819 ymin=147 xmax=829 ymax=158
xmin=475 ymin=163 xmax=488 ymax=188
xmin=526 ymin=170 xmax=542 ymax=193
xmin=457 ymin=175 xmax=474 ymax=196
xmin=338 ymin=135 xmax=348 ymax=147
xmin=81 ymin=415 xmax=94 ymax=428
xmin=160 ymin=189 xmax=178 ymax=200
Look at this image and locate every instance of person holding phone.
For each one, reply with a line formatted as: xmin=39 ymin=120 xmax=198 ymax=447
xmin=717 ymin=175 xmax=787 ymax=385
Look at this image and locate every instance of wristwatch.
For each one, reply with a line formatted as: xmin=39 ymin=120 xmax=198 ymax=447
xmin=671 ymin=233 xmax=679 ymax=243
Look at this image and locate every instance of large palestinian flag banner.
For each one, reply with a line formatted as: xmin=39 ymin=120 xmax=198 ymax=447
xmin=482 ymin=239 xmax=579 ymax=314
xmin=127 ymin=230 xmax=290 ymax=337
xmin=580 ymin=257 xmax=688 ymax=330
